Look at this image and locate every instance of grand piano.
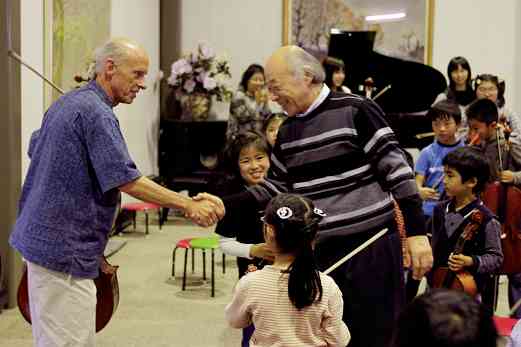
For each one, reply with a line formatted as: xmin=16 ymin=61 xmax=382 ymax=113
xmin=328 ymin=30 xmax=447 ymax=148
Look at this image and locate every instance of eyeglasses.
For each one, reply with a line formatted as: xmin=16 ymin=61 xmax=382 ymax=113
xmin=477 ymin=86 xmax=498 ymax=93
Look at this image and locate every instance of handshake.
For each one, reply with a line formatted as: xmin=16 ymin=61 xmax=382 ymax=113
xmin=184 ymin=192 xmax=226 ymax=227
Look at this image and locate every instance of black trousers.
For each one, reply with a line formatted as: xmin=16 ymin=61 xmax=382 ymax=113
xmin=315 ymin=222 xmax=404 ymax=347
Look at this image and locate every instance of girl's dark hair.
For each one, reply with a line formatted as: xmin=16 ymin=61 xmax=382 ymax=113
xmin=474 ymin=73 xmax=506 ymax=108
xmin=224 ymin=130 xmax=270 ymax=180
xmin=264 ymin=193 xmax=325 ymax=309
xmin=322 ymin=56 xmax=346 ymax=92
xmin=446 ymin=57 xmax=474 ymax=106
xmin=239 ymin=64 xmax=264 ymax=92
xmin=442 ymin=147 xmax=490 ymax=194
xmin=392 ymin=289 xmax=498 ymax=347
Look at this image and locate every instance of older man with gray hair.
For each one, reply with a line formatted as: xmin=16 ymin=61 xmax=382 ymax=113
xmin=220 ymin=45 xmax=432 ymax=347
xmin=10 ymin=38 xmax=224 ymax=347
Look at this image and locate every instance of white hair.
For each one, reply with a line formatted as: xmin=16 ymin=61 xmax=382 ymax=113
xmin=284 ymin=47 xmax=325 ymax=84
xmin=91 ymin=38 xmax=138 ymax=78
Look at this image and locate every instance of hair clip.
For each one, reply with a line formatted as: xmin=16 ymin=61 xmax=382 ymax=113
xmin=313 ymin=208 xmax=326 ymax=217
xmin=276 ymin=207 xmax=293 ymax=219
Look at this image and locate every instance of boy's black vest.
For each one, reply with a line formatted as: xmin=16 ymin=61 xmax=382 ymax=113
xmin=431 ymin=199 xmax=496 ymax=291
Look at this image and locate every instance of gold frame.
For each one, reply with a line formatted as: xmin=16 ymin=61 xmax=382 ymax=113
xmin=282 ymin=0 xmax=435 ymax=66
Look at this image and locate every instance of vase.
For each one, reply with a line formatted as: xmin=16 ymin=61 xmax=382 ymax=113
xmin=180 ymin=93 xmax=211 ymax=121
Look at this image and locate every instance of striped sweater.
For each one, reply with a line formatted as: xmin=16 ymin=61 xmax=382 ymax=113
xmin=243 ymin=88 xmax=425 ymax=240
xmin=225 ymin=266 xmax=350 ymax=347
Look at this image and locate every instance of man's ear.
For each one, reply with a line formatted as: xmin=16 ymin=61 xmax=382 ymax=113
xmin=105 ymin=58 xmax=117 ymax=78
xmin=302 ymin=68 xmax=314 ymax=85
xmin=465 ymin=176 xmax=478 ymax=191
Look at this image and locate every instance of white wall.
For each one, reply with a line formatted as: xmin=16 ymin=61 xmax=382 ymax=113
xmin=180 ymin=0 xmax=283 ymax=89
xmin=432 ymin=0 xmax=519 ymax=114
xmin=111 ymin=0 xmax=160 ymax=204
xmin=20 ymin=0 xmax=160 ymax=204
xmin=515 ymin=1 xmax=521 ymax=115
xmin=20 ymin=0 xmax=44 ymax=179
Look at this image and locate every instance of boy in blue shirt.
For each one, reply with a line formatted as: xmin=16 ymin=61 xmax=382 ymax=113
xmin=416 ymin=100 xmax=465 ymax=218
xmin=407 ymin=100 xmax=464 ymax=302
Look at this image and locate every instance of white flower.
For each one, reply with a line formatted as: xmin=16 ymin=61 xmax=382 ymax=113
xmin=203 ymin=76 xmax=217 ymax=90
xmin=183 ymin=79 xmax=196 ymax=93
xmin=199 ymin=43 xmax=215 ymax=59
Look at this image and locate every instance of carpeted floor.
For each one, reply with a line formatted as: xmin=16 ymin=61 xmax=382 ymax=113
xmin=0 ymin=214 xmax=241 ymax=347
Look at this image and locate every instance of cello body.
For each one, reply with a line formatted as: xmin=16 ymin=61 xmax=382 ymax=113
xmin=431 ymin=267 xmax=478 ymax=297
xmin=482 ymin=181 xmax=521 ymax=274
xmin=430 ymin=210 xmax=483 ymax=297
xmin=17 ymin=257 xmax=119 ymax=333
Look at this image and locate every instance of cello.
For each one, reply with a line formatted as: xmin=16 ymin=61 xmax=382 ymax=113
xmin=431 ymin=210 xmax=483 ymax=297
xmin=17 ymin=256 xmax=119 ymax=332
xmin=481 ymin=121 xmax=521 ymax=274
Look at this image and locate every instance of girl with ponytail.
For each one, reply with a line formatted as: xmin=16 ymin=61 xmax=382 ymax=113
xmin=225 ymin=193 xmax=350 ymax=346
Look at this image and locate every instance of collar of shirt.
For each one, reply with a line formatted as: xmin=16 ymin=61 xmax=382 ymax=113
xmin=87 ymin=80 xmax=114 ymax=108
xmin=296 ymin=84 xmax=330 ymax=118
xmin=447 ymin=198 xmax=482 ymax=216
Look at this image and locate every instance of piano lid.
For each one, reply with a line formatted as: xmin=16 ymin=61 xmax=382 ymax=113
xmin=328 ymin=31 xmax=447 ymax=113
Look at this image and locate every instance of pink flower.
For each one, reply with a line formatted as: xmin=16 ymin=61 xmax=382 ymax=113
xmin=171 ymin=59 xmax=192 ymax=75
xmin=167 ymin=73 xmax=179 ymax=86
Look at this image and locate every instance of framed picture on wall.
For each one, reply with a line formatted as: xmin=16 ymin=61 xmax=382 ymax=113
xmin=282 ymin=0 xmax=435 ymax=65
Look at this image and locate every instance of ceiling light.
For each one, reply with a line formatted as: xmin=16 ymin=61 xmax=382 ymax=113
xmin=365 ymin=12 xmax=406 ymax=22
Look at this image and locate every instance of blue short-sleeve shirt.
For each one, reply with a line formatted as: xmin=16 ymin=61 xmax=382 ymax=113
xmin=415 ymin=139 xmax=464 ymax=216
xmin=10 ymin=80 xmax=141 ymax=278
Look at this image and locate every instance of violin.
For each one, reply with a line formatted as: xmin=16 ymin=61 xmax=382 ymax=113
xmin=480 ymin=123 xmax=521 ymax=274
xmin=17 ymin=256 xmax=119 ymax=332
xmin=431 ymin=210 xmax=483 ymax=297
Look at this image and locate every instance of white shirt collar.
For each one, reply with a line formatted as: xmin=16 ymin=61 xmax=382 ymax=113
xmin=296 ymin=84 xmax=330 ymax=118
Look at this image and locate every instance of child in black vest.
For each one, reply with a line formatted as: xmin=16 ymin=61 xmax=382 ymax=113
xmin=428 ymin=147 xmax=503 ymax=313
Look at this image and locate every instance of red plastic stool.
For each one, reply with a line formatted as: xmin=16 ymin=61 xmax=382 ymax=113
xmin=494 ymin=316 xmax=518 ymax=336
xmin=171 ymin=238 xmax=195 ymax=279
xmin=121 ymin=202 xmax=161 ymax=235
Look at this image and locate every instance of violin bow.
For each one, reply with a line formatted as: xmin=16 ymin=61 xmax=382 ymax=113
xmin=324 ymin=228 xmax=388 ymax=275
xmin=7 ymin=50 xmax=65 ymax=95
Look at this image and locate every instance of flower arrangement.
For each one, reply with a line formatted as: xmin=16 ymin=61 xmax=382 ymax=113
xmin=167 ymin=43 xmax=232 ymax=103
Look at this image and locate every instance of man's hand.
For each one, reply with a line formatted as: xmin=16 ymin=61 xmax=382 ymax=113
xmin=407 ymin=235 xmax=433 ymax=280
xmin=185 ymin=193 xmax=225 ymax=227
xmin=500 ymin=170 xmax=515 ymax=183
xmin=193 ymin=192 xmax=226 ymax=214
xmin=250 ymin=243 xmax=275 ymax=262
xmin=448 ymin=253 xmax=473 ymax=272
xmin=418 ymin=187 xmax=439 ymax=201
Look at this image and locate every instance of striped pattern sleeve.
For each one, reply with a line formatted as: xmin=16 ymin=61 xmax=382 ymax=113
xmin=354 ymin=100 xmax=426 ymax=236
xmin=322 ymin=277 xmax=351 ymax=346
xmin=224 ymin=276 xmax=252 ymax=329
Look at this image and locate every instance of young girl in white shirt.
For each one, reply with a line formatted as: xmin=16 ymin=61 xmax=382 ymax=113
xmin=225 ymin=193 xmax=350 ymax=347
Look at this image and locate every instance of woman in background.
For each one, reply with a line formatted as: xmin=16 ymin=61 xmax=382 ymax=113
xmin=227 ymin=64 xmax=273 ymax=140
xmin=433 ymin=57 xmax=475 ymax=138
xmin=475 ymin=73 xmax=521 ymax=138
xmin=322 ymin=56 xmax=351 ymax=93
xmin=434 ymin=56 xmax=475 ymax=108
